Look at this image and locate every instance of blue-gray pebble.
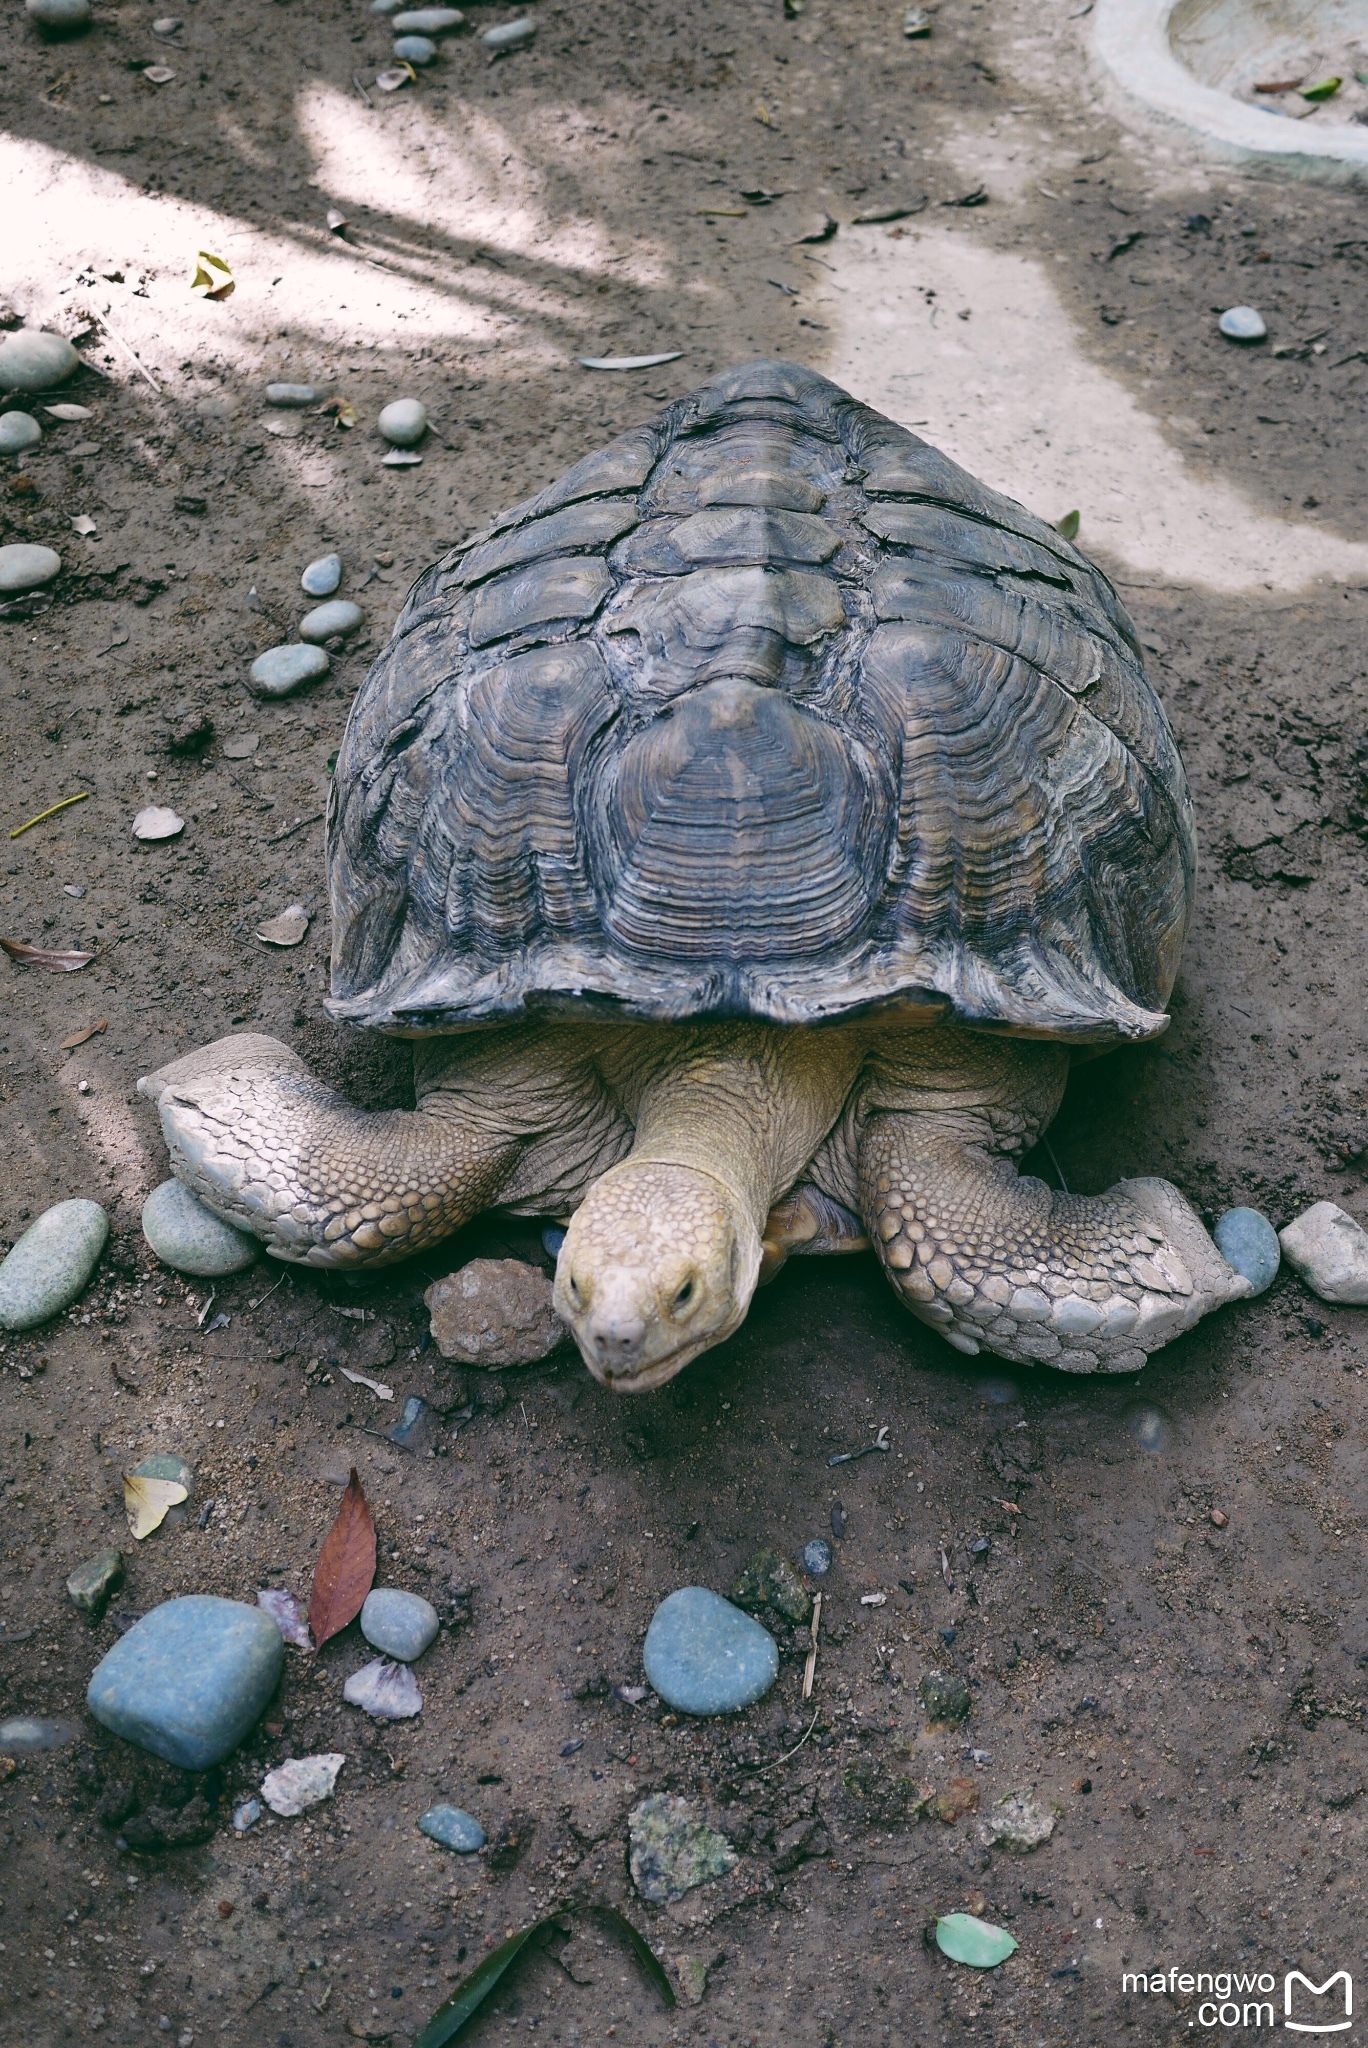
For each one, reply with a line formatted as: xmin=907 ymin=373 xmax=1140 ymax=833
xmin=393 ymin=33 xmax=437 ymax=61
xmin=130 ymin=1450 xmax=194 ymax=1493
xmin=142 ymin=1178 xmax=258 ymax=1277
xmin=250 ymin=643 xmax=330 ymax=697
xmin=418 ymin=1804 xmax=485 ymax=1852
xmin=0 ymin=1198 xmax=107 ymax=1331
xmin=799 ymin=1538 xmax=831 ymax=1577
xmin=0 ymin=411 xmax=41 ymax=455
xmin=360 ymin=1588 xmax=440 ymax=1663
xmin=301 ymin=551 xmax=342 ymax=597
xmin=392 ymin=7 xmax=464 ymax=30
xmin=299 ymin=599 xmax=364 ymax=643
xmin=86 ymin=1596 xmax=284 ymax=1770
xmin=1214 ymin=1206 xmax=1280 ymax=1296
xmin=643 ymin=1587 xmax=779 ymax=1715
xmin=265 ymin=383 xmax=321 ymax=408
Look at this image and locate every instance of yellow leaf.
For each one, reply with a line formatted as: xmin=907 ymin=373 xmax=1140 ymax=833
xmin=124 ymin=1473 xmax=188 ymax=1540
xmin=190 ymin=251 xmax=235 ymax=301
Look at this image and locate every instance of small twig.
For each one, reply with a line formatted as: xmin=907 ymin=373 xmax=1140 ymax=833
xmin=267 ymin=813 xmax=324 ymax=844
xmin=351 ymin=71 xmax=373 ymax=107
xmin=10 ymin=791 xmax=89 ymax=839
xmin=243 ymin=1979 xmax=282 ymax=2014
xmin=95 ymin=311 xmax=162 ymax=393
xmin=195 ymin=1289 xmax=217 ymax=1330
xmin=828 ymin=1424 xmax=890 ymax=1467
xmin=801 ymin=1591 xmax=822 ymax=1703
xmin=248 ymin=1272 xmax=287 ymax=1311
xmin=1039 ymin=1135 xmax=1069 ymax=1195
xmin=773 ymin=1704 xmax=820 ymax=1765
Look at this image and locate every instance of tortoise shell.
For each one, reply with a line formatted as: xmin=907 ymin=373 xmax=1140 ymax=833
xmin=328 ymin=360 xmax=1195 ymax=1043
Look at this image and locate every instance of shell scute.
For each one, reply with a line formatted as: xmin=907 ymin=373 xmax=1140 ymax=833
xmin=467 ymin=556 xmax=614 ymax=648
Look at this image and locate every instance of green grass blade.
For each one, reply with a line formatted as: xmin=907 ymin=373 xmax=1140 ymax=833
xmin=593 ymin=1905 xmax=676 ymax=2007
xmin=412 ymin=1918 xmax=551 ymax=2048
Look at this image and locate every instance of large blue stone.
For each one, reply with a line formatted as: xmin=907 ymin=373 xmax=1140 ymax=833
xmin=1214 ymin=1207 xmax=1280 ymax=1296
xmin=87 ymin=1595 xmax=284 ymax=1769
xmin=643 ymin=1587 xmax=779 ymax=1716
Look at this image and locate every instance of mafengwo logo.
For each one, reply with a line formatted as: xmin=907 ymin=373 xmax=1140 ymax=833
xmin=1286 ymin=1971 xmax=1353 ymax=2034
xmin=1121 ymin=1966 xmax=1352 ymax=2031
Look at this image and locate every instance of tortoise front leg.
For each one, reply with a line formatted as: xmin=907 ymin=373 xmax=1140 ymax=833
xmin=139 ymin=1034 xmax=518 ymax=1267
xmin=858 ymin=1118 xmax=1250 ymax=1373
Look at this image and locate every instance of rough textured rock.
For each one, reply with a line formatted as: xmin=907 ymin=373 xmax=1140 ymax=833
xmin=978 ymin=1788 xmax=1059 ymax=1852
xmin=730 ymin=1548 xmax=812 ymax=1626
xmin=66 ymin=1547 xmax=123 ymax=1617
xmin=628 ymin=1793 xmax=738 ymax=1904
xmin=1279 ymin=1201 xmax=1368 ymax=1304
xmin=425 ymin=1257 xmax=564 ymax=1366
xmin=919 ymin=1670 xmax=972 ymax=1727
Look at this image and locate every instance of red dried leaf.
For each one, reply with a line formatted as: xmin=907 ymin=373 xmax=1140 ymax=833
xmin=2 ymin=939 xmax=94 ymax=972
xmin=61 ymin=1018 xmax=108 ymax=1050
xmin=308 ymin=1467 xmax=376 ymax=1648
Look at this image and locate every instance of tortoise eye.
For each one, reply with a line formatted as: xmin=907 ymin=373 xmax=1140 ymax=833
xmin=673 ymin=1278 xmax=694 ymax=1311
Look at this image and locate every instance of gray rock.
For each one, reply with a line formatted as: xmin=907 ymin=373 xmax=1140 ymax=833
xmin=250 ymin=643 xmax=330 ymax=697
xmin=418 ymin=1803 xmax=485 ymax=1852
xmin=731 ymin=1548 xmax=811 ymax=1626
xmin=67 ymin=1547 xmax=124 ymax=1617
xmin=265 ymin=383 xmax=321 ymax=407
xmin=0 ymin=411 xmax=41 ymax=454
xmin=919 ymin=1670 xmax=971 ymax=1726
xmin=1213 ymin=1207 xmax=1280 ymax=1296
xmin=628 ymin=1793 xmax=737 ymax=1903
xmin=371 ymin=0 xmax=401 ymax=11
xmin=0 ymin=543 xmax=61 ymax=593
xmin=1280 ymin=1201 xmax=1368 ymax=1304
xmin=378 ymin=397 xmax=428 ymax=446
xmin=393 ymin=33 xmax=437 ymax=61
xmin=978 ymin=1788 xmax=1058 ymax=1852
xmin=425 ymin=1257 xmax=564 ymax=1366
xmin=481 ymin=16 xmax=535 ymax=49
xmin=0 ymin=328 xmax=80 ymax=390
xmin=392 ymin=7 xmax=464 ymax=30
xmin=0 ymin=1198 xmax=108 ymax=1331
xmin=86 ymin=1595 xmax=284 ymax=1769
xmin=1219 ymin=306 xmax=1266 ymax=342
xmin=642 ymin=1587 xmax=779 ymax=1715
xmin=232 ymin=1797 xmax=262 ymax=1831
xmin=343 ymin=1657 xmax=422 ymax=1719
xmin=0 ymin=1716 xmax=80 ymax=1752
xmin=799 ymin=1537 xmax=831 ymax=1577
xmin=300 ymin=598 xmax=364 ymax=643
xmin=25 ymin=0 xmax=92 ymax=28
xmin=301 ymin=551 xmax=342 ymax=596
xmin=262 ymin=1752 xmax=344 ymax=1814
xmin=360 ymin=1587 xmax=439 ymax=1662
xmin=142 ymin=1178 xmax=259 ymax=1276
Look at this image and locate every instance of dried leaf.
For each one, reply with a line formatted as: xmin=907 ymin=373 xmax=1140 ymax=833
xmin=308 ymin=1467 xmax=376 ymax=1648
xmin=258 ymin=1587 xmax=313 ymax=1651
xmin=339 ymin=1366 xmax=393 ymax=1400
xmin=934 ymin=1913 xmax=1018 ymax=1969
xmin=343 ymin=1657 xmax=422 ymax=1719
xmin=1 ymin=939 xmax=94 ymax=972
xmin=575 ymin=352 xmax=683 ymax=371
xmin=322 ymin=398 xmax=360 ymax=429
xmin=1055 ymin=509 xmax=1081 ymax=541
xmin=796 ymin=213 xmax=838 ymax=244
xmin=60 ymin=1019 xmax=107 ymax=1049
xmin=256 ymin=904 xmax=310 ymax=948
xmin=124 ymin=1472 xmax=187 ymax=1540
xmin=45 ymin=403 xmax=93 ymax=421
xmin=71 ymin=514 xmax=98 ymax=537
xmin=190 ymin=250 xmax=234 ymax=300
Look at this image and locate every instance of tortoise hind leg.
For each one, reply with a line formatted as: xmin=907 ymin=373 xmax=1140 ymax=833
xmin=854 ymin=1037 xmax=1250 ymax=1372
xmin=139 ymin=1034 xmax=518 ymax=1267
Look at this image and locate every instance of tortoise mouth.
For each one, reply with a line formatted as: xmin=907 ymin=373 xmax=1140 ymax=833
xmin=580 ymin=1335 xmax=716 ymax=1395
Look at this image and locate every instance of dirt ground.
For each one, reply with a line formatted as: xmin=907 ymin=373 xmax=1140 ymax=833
xmin=4 ymin=1 xmax=1368 ymax=2043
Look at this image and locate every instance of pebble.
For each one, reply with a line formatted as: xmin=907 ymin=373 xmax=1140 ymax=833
xmin=142 ymin=1178 xmax=258 ymax=1277
xmin=978 ymin=1788 xmax=1058 ymax=1853
xmin=1219 ymin=305 xmax=1267 ymax=342
xmin=731 ymin=1548 xmax=811 ymax=1626
xmin=0 ymin=1716 xmax=80 ymax=1752
xmin=1213 ymin=1206 xmax=1280 ymax=1295
xmin=250 ymin=643 xmax=330 ymax=696
xmin=26 ymin=0 xmax=92 ymax=24
xmin=382 ymin=448 xmax=423 ymax=467
xmin=343 ymin=1657 xmax=423 ymax=1719
xmin=360 ymin=1587 xmax=440 ymax=1662
xmin=132 ymin=805 xmax=185 ymax=841
xmin=1280 ymin=1200 xmax=1368 ymax=1304
xmin=0 ymin=327 xmax=80 ymax=390
xmin=232 ymin=1798 xmax=262 ymax=1832
xmin=300 ymin=598 xmax=364 ymax=643
xmin=426 ymin=1258 xmax=564 ymax=1366
xmin=262 ymin=1752 xmax=345 ymax=1816
xmin=0 ymin=1197 xmax=108 ymax=1331
xmin=393 ymin=33 xmax=437 ymax=61
xmin=130 ymin=1450 xmax=194 ymax=1493
xmin=799 ymin=1537 xmax=831 ymax=1577
xmin=418 ymin=1804 xmax=485 ymax=1852
xmin=387 ymin=1393 xmax=427 ymax=1447
xmin=87 ymin=1595 xmax=284 ymax=1769
xmin=541 ymin=1223 xmax=567 ymax=1258
xmin=371 ymin=0 xmax=401 ymax=11
xmin=256 ymin=904 xmax=310 ymax=947
xmin=66 ymin=1546 xmax=124 ymax=1617
xmin=378 ymin=397 xmax=428 ymax=446
xmin=919 ymin=1670 xmax=972 ymax=1726
xmin=482 ymin=16 xmax=535 ymax=49
xmin=642 ymin=1587 xmax=779 ymax=1715
xmin=0 ymin=542 xmax=61 ymax=593
xmin=265 ymin=383 xmax=321 ymax=407
xmin=301 ymin=551 xmax=342 ymax=596
xmin=0 ymin=411 xmax=41 ymax=454
xmin=629 ymin=1793 xmax=737 ymax=1904
xmin=392 ymin=6 xmax=464 ymax=29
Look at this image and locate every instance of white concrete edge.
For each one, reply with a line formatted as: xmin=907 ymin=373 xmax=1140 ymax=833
xmin=1093 ymin=0 xmax=1368 ymax=182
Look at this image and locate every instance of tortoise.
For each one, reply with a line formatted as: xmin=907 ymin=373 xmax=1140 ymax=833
xmin=140 ymin=358 xmax=1249 ymax=1391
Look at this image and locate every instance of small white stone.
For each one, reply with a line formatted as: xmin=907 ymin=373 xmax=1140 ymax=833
xmin=250 ymin=643 xmax=330 ymax=697
xmin=25 ymin=0 xmax=92 ymax=30
xmin=382 ymin=448 xmax=423 ymax=467
xmin=481 ymin=16 xmax=535 ymax=49
xmin=299 ymin=599 xmax=363 ymax=643
xmin=1218 ymin=306 xmax=1266 ymax=342
xmin=0 ymin=329 xmax=80 ymax=390
xmin=393 ymin=33 xmax=437 ymax=62
xmin=378 ymin=398 xmax=428 ymax=447
xmin=132 ymin=806 xmax=185 ymax=842
xmin=0 ymin=542 xmax=61 ymax=592
xmin=261 ymin=1753 xmax=345 ymax=1817
xmin=1279 ymin=1201 xmax=1368 ymax=1305
xmin=301 ymin=552 xmax=342 ymax=596
xmin=0 ymin=411 xmax=41 ymax=454
xmin=392 ymin=5 xmax=463 ymax=27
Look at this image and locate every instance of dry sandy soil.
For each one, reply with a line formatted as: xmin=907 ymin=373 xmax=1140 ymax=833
xmin=3 ymin=1 xmax=1368 ymax=2044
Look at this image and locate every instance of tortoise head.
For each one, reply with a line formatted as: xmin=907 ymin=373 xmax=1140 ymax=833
xmin=553 ymin=1161 xmax=762 ymax=1391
